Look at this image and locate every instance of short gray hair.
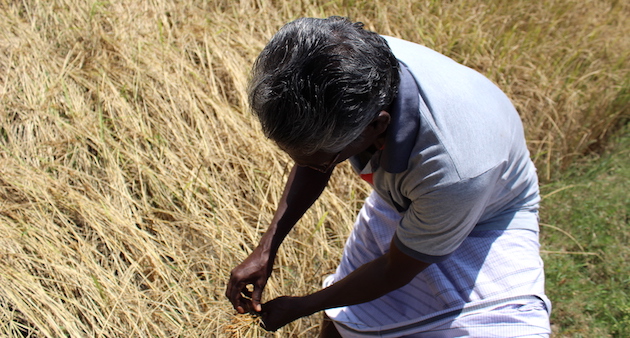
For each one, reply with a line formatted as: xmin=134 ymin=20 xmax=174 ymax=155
xmin=248 ymin=16 xmax=399 ymax=155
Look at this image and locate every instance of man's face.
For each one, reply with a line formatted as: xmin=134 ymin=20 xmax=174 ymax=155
xmin=282 ymin=111 xmax=391 ymax=173
xmin=291 ymin=150 xmax=342 ymax=173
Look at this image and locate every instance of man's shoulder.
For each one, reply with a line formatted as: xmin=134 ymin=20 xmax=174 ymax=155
xmin=382 ymin=36 xmax=459 ymax=66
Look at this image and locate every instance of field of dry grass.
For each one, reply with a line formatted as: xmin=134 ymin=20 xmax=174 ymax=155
xmin=0 ymin=0 xmax=627 ymax=336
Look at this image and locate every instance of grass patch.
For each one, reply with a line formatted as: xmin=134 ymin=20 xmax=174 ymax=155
xmin=541 ymin=128 xmax=630 ymax=337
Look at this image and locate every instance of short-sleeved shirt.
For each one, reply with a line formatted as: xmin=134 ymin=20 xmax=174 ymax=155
xmin=349 ymin=36 xmax=540 ymax=263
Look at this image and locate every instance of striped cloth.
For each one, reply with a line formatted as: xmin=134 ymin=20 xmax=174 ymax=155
xmin=323 ymin=192 xmax=551 ymax=337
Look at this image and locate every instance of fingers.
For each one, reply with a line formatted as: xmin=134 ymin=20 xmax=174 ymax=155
xmin=226 ymin=279 xmax=263 ymax=314
xmin=225 ymin=262 xmax=269 ymax=314
xmin=225 ymin=278 xmax=248 ymax=314
xmin=251 ymin=285 xmax=263 ymax=312
xmin=260 ymin=309 xmax=278 ymax=332
xmin=239 ymin=284 xmax=263 ymax=313
xmin=258 ymin=296 xmax=298 ymax=332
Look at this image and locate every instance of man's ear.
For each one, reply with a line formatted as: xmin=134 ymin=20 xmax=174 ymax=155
xmin=371 ymin=111 xmax=391 ymax=134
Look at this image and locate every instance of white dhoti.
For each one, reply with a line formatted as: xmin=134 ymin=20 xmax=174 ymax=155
xmin=324 ymin=192 xmax=551 ymax=337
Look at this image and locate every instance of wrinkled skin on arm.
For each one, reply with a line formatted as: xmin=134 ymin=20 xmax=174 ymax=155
xmin=226 ymin=165 xmax=333 ymax=313
xmin=259 ymin=239 xmax=430 ymax=331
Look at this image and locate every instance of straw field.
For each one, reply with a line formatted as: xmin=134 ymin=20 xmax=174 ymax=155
xmin=0 ymin=0 xmax=627 ymax=337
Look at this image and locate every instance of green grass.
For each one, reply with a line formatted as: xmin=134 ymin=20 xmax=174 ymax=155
xmin=541 ymin=127 xmax=630 ymax=337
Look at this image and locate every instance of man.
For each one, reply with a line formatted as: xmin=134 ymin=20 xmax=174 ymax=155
xmin=226 ymin=16 xmax=551 ymax=337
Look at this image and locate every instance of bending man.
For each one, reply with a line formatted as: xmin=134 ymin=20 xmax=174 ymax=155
xmin=226 ymin=16 xmax=551 ymax=337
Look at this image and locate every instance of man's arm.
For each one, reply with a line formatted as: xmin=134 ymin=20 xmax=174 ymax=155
xmin=226 ymin=164 xmax=333 ymax=313
xmin=260 ymin=239 xmax=431 ymax=331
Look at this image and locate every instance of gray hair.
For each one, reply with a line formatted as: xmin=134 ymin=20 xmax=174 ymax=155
xmin=248 ymin=16 xmax=399 ymax=155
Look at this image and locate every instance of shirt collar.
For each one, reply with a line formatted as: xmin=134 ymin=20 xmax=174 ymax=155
xmin=380 ymin=61 xmax=421 ymax=173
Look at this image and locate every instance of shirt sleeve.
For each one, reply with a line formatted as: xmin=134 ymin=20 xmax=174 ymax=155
xmin=393 ymin=166 xmax=500 ymax=263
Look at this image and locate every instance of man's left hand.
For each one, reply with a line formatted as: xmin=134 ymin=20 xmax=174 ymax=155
xmin=260 ymin=296 xmax=308 ymax=332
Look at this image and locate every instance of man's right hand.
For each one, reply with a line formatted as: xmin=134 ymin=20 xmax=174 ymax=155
xmin=226 ymin=165 xmax=333 ymax=314
xmin=226 ymin=247 xmax=273 ymax=314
